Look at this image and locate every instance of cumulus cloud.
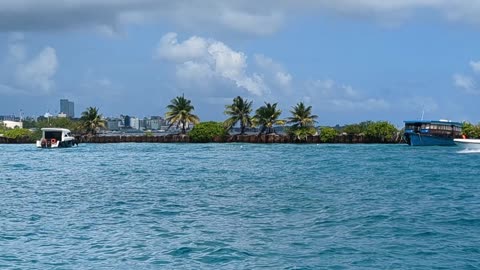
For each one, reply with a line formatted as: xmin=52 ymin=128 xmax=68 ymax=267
xmin=453 ymin=73 xmax=479 ymax=95
xmin=1 ymin=34 xmax=58 ymax=95
xmin=469 ymin=60 xmax=480 ymax=74
xmin=254 ymin=54 xmax=292 ymax=89
xmin=1 ymin=1 xmax=480 ymax=35
xmin=305 ymin=79 xmax=389 ymax=111
xmin=453 ymin=60 xmax=480 ymax=95
xmin=155 ymin=32 xmax=268 ymax=96
xmin=154 ymin=33 xmax=386 ymax=115
xmin=15 ymin=47 xmax=58 ymax=94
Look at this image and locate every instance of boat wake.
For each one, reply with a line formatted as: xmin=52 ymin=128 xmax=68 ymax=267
xmin=457 ymin=149 xmax=480 ymax=154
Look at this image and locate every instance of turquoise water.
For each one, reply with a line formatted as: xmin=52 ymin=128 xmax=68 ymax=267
xmin=1 ymin=143 xmax=479 ymax=269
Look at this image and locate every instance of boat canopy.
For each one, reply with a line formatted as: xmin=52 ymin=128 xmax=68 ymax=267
xmin=404 ymin=120 xmax=462 ymax=127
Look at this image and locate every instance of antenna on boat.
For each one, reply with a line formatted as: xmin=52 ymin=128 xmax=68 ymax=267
xmin=421 ymin=104 xmax=425 ymax=120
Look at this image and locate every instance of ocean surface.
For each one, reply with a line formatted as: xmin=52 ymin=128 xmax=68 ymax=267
xmin=1 ymin=143 xmax=479 ymax=269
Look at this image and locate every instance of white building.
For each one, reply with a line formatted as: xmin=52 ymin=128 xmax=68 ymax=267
xmin=130 ymin=117 xmax=140 ymax=130
xmin=1 ymin=120 xmax=23 ymax=129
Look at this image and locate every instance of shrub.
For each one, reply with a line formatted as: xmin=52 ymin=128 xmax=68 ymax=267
xmin=364 ymin=121 xmax=398 ymax=141
xmin=462 ymin=122 xmax=480 ymax=138
xmin=319 ymin=127 xmax=338 ymax=143
xmin=286 ymin=126 xmax=317 ymax=141
xmin=3 ymin=128 xmax=33 ymax=140
xmin=189 ymin=122 xmax=227 ymax=143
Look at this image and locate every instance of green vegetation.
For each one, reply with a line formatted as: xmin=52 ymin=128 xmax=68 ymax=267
xmin=252 ymin=102 xmax=285 ymax=134
xmin=189 ymin=122 xmax=227 ymax=142
xmin=287 ymin=102 xmax=318 ymax=128
xmin=319 ymin=127 xmax=338 ymax=143
xmin=364 ymin=121 xmax=398 ymax=141
xmin=342 ymin=122 xmax=367 ymax=135
xmin=287 ymin=126 xmax=317 ymax=141
xmin=3 ymin=128 xmax=33 ymax=140
xmin=341 ymin=121 xmax=398 ymax=141
xmin=462 ymin=122 xmax=480 ymax=138
xmin=286 ymin=102 xmax=318 ymax=141
xmin=166 ymin=94 xmax=200 ymax=134
xmin=81 ymin=107 xmax=106 ymax=135
xmin=0 ymin=97 xmax=406 ymax=144
xmin=224 ymin=96 xmax=253 ymax=135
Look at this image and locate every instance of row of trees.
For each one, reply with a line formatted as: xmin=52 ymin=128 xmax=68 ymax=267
xmin=165 ymin=94 xmax=399 ymax=142
xmin=166 ymin=94 xmax=322 ymax=140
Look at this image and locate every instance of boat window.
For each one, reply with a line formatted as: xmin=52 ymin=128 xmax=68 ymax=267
xmin=44 ymin=131 xmax=62 ymax=141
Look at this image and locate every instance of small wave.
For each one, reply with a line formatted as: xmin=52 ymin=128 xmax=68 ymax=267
xmin=167 ymin=246 xmax=195 ymax=257
xmin=457 ymin=149 xmax=480 ymax=154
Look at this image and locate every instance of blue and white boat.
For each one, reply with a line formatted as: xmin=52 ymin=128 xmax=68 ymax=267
xmin=403 ymin=120 xmax=462 ymax=146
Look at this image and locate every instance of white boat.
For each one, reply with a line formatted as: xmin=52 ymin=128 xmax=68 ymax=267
xmin=454 ymin=138 xmax=480 ymax=150
xmin=36 ymin=128 xmax=78 ymax=148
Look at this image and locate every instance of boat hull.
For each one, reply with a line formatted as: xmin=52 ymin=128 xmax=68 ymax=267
xmin=36 ymin=139 xmax=77 ymax=148
xmin=404 ymin=133 xmax=455 ymax=146
xmin=454 ymin=139 xmax=480 ymax=149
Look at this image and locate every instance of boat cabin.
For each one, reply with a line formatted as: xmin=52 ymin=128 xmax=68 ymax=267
xmin=404 ymin=120 xmax=462 ymax=138
xmin=403 ymin=120 xmax=463 ymax=146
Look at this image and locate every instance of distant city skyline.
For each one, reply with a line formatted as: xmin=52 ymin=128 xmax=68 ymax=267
xmin=60 ymin=99 xmax=75 ymax=118
xmin=2 ymin=1 xmax=480 ymax=127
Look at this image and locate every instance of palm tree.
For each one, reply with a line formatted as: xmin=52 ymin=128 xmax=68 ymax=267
xmin=224 ymin=96 xmax=253 ymax=135
xmin=287 ymin=102 xmax=318 ymax=128
xmin=165 ymin=94 xmax=200 ymax=134
xmin=252 ymin=102 xmax=285 ymax=134
xmin=81 ymin=107 xmax=106 ymax=135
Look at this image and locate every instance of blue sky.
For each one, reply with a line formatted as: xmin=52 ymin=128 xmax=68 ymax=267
xmin=1 ymin=1 xmax=480 ymax=126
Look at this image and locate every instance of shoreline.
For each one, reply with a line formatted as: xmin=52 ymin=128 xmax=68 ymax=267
xmin=0 ymin=134 xmax=403 ymax=144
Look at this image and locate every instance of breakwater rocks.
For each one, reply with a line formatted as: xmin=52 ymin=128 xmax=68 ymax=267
xmin=0 ymin=134 xmax=403 ymax=144
xmin=81 ymin=134 xmax=401 ymax=144
xmin=0 ymin=136 xmax=33 ymax=144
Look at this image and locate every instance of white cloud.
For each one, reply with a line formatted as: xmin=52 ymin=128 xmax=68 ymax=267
xmin=15 ymin=47 xmax=58 ymax=94
xmin=8 ymin=42 xmax=26 ymax=62
xmin=307 ymin=79 xmax=359 ymax=99
xmin=155 ymin=33 xmax=268 ymax=96
xmin=1 ymin=34 xmax=59 ymax=96
xmin=219 ymin=9 xmax=284 ymax=35
xmin=453 ymin=73 xmax=479 ymax=95
xmin=155 ymin=33 xmax=208 ymax=62
xmin=276 ymin=72 xmax=292 ymax=88
xmin=254 ymin=54 xmax=292 ymax=89
xmin=2 ymin=1 xmax=480 ymax=35
xmin=305 ymin=79 xmax=388 ymax=111
xmin=469 ymin=60 xmax=480 ymax=74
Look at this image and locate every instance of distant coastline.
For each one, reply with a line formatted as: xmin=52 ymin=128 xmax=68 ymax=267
xmin=0 ymin=133 xmax=403 ymax=144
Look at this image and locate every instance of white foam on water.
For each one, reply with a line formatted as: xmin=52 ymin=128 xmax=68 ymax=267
xmin=457 ymin=149 xmax=480 ymax=154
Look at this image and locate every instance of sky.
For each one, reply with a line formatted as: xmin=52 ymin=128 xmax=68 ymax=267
xmin=1 ymin=0 xmax=480 ymax=127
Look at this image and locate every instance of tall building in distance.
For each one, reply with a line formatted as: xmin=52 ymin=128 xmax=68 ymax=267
xmin=60 ymin=99 xmax=75 ymax=118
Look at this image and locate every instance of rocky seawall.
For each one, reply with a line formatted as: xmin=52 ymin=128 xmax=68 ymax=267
xmin=0 ymin=134 xmax=402 ymax=144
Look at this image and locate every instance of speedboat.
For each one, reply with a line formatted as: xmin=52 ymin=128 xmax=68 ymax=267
xmin=36 ymin=128 xmax=78 ymax=148
xmin=454 ymin=138 xmax=480 ymax=150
